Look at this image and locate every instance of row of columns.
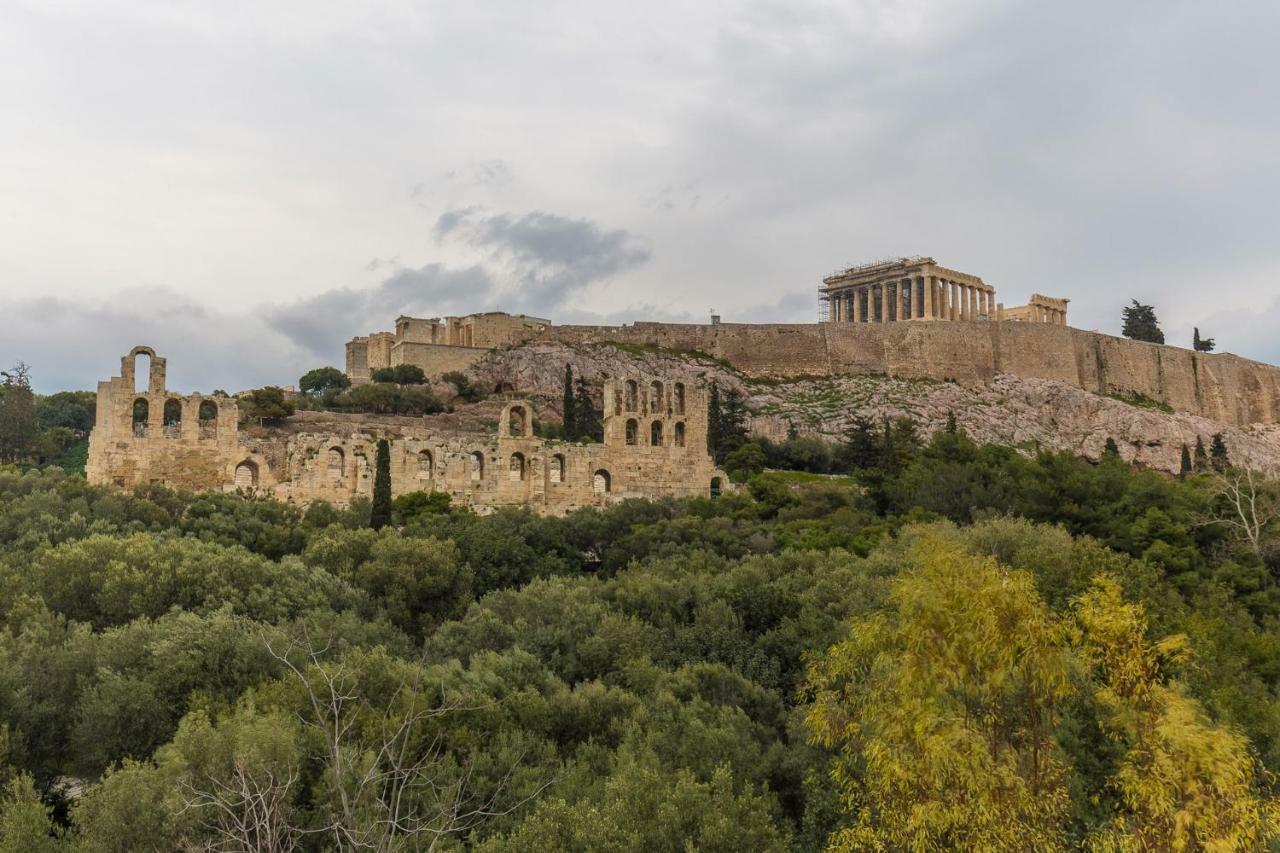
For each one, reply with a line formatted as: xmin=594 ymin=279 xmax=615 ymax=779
xmin=1029 ymin=305 xmax=1068 ymax=325
xmin=827 ymin=277 xmax=996 ymax=323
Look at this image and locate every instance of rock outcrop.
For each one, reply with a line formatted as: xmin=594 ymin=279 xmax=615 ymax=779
xmin=468 ymin=342 xmax=1280 ymax=475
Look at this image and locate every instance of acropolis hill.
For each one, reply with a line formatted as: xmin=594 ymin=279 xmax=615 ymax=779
xmin=348 ymin=258 xmax=1280 ymax=428
xmin=87 ymin=257 xmax=1280 ymax=507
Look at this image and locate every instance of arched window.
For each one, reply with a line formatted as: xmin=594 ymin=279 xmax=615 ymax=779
xmin=234 ymin=460 xmax=258 ymax=488
xmin=593 ymin=469 xmax=611 ymax=494
xmin=674 ymin=421 xmax=686 ymax=447
xmin=650 ymin=420 xmax=663 ymax=446
xmin=549 ymin=453 xmax=565 ymax=484
xmin=327 ymin=447 xmax=345 ymax=480
xmin=133 ymin=352 xmax=151 ymax=394
xmin=163 ymin=399 xmax=182 ymax=437
xmin=509 ymin=452 xmax=526 ymax=481
xmin=649 ymin=380 xmax=663 ymax=413
xmin=132 ymin=398 xmax=149 ymax=437
xmin=625 ymin=380 xmax=638 ymax=411
xmin=198 ymin=400 xmax=217 ymax=438
xmin=710 ymin=476 xmax=722 ymax=498
xmin=508 ymin=405 xmax=528 ymax=437
xmin=625 ymin=419 xmax=638 ymax=445
xmin=470 ymin=451 xmax=485 ymax=481
xmin=674 ymin=383 xmax=686 ymax=415
xmin=417 ymin=449 xmax=433 ymax=479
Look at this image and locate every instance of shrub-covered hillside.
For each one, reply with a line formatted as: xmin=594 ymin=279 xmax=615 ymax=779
xmin=1 ymin=428 xmax=1279 ymax=850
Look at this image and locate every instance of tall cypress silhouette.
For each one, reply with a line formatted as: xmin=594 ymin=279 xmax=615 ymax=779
xmin=370 ymin=439 xmax=392 ymax=530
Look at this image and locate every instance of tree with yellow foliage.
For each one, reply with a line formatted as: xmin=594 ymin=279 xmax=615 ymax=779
xmin=803 ymin=535 xmax=1074 ymax=850
xmin=1075 ymin=576 xmax=1280 ymax=852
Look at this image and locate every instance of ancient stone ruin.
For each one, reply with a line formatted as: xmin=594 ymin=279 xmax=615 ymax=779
xmin=86 ymin=348 xmax=730 ymax=514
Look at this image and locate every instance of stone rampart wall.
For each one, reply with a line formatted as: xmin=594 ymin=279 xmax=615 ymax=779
xmin=533 ymin=321 xmax=1280 ymax=427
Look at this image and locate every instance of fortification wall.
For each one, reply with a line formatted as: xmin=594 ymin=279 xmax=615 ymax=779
xmin=533 ymin=321 xmax=1280 ymax=427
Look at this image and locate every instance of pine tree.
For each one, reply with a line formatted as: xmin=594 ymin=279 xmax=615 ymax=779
xmin=1194 ymin=435 xmax=1209 ymax=472
xmin=562 ymin=365 xmax=576 ymax=439
xmin=716 ymin=387 xmax=749 ymax=463
xmin=1193 ymin=327 xmax=1216 ymax=353
xmin=946 ymin=410 xmax=958 ymax=434
xmin=840 ymin=415 xmax=880 ymax=472
xmin=1121 ymin=300 xmax=1165 ymax=344
xmin=0 ymin=362 xmax=37 ymax=464
xmin=1103 ymin=437 xmax=1120 ymax=459
xmin=1210 ymin=433 xmax=1230 ymax=472
xmin=370 ymin=439 xmax=392 ymax=530
xmin=1179 ymin=443 xmax=1192 ymax=480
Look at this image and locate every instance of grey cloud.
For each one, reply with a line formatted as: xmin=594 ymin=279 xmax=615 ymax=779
xmin=266 ymin=264 xmax=496 ymax=358
xmin=433 ymin=208 xmax=652 ymax=315
xmin=0 ymin=290 xmax=312 ymax=394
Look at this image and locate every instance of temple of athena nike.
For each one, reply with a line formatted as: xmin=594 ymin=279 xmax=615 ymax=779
xmin=820 ymin=257 xmax=1068 ymax=325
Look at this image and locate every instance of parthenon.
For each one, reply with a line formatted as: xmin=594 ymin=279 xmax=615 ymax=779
xmin=819 ymin=256 xmax=1067 ymax=326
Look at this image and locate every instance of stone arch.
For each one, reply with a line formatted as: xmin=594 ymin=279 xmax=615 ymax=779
xmin=549 ymin=453 xmax=565 ymax=484
xmin=674 ymin=383 xmax=686 ymax=415
xmin=649 ymin=380 xmax=663 ymax=413
xmin=592 ymin=469 xmax=611 ymax=494
xmin=132 ymin=351 xmax=152 ymax=394
xmin=710 ymin=476 xmax=722 ymax=498
xmin=625 ymin=380 xmax=638 ymax=412
xmin=625 ymin=418 xmax=638 ymax=445
xmin=327 ymin=447 xmax=345 ymax=480
xmin=124 ymin=346 xmax=164 ymax=395
xmin=470 ymin=451 xmax=485 ymax=481
xmin=234 ymin=459 xmax=259 ymax=488
xmin=674 ymin=421 xmax=686 ymax=447
xmin=417 ymin=449 xmax=433 ymax=479
xmin=650 ymin=420 xmax=664 ymax=446
xmin=163 ymin=399 xmax=183 ymax=435
xmin=507 ymin=404 xmax=529 ymax=437
xmin=132 ymin=398 xmax=149 ymax=437
xmin=198 ymin=400 xmax=218 ymax=437
xmin=509 ymin=452 xmax=526 ymax=481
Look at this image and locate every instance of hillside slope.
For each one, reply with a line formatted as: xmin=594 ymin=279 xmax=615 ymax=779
xmin=466 ymin=341 xmax=1280 ymax=475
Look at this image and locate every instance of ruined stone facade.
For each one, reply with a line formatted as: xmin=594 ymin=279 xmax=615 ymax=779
xmin=346 ymin=312 xmax=551 ymax=383
xmin=87 ymin=349 xmax=728 ymax=513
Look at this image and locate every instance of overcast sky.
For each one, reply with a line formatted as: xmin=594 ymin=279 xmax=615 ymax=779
xmin=3 ymin=0 xmax=1279 ymax=392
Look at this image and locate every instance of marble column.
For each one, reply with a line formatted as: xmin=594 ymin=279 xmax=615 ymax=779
xmin=923 ymin=276 xmax=934 ymax=319
xmin=900 ymin=279 xmax=910 ymax=321
xmin=878 ymin=284 xmax=887 ymax=323
xmin=830 ymin=294 xmax=839 ymax=322
xmin=959 ymin=285 xmax=969 ymax=320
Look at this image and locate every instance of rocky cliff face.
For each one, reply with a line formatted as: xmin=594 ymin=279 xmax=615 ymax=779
xmin=535 ymin=321 xmax=1280 ymax=427
xmin=467 ymin=342 xmax=1280 ymax=475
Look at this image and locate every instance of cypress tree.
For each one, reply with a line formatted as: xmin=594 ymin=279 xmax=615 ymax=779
xmin=1179 ymin=443 xmax=1192 ymax=480
xmin=573 ymin=376 xmax=600 ymax=442
xmin=370 ymin=439 xmax=392 ymax=530
xmin=1194 ymin=435 xmax=1209 ymax=472
xmin=707 ymin=383 xmax=721 ymax=456
xmin=1210 ymin=433 xmax=1230 ymax=472
xmin=1103 ymin=437 xmax=1120 ymax=459
xmin=562 ymin=364 xmax=576 ymax=439
xmin=1193 ymin=327 xmax=1216 ymax=353
xmin=946 ymin=410 xmax=958 ymax=434
xmin=880 ymin=416 xmax=897 ymax=471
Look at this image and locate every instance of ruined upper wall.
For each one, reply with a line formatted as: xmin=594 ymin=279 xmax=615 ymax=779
xmin=533 ymin=321 xmax=1280 ymax=427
